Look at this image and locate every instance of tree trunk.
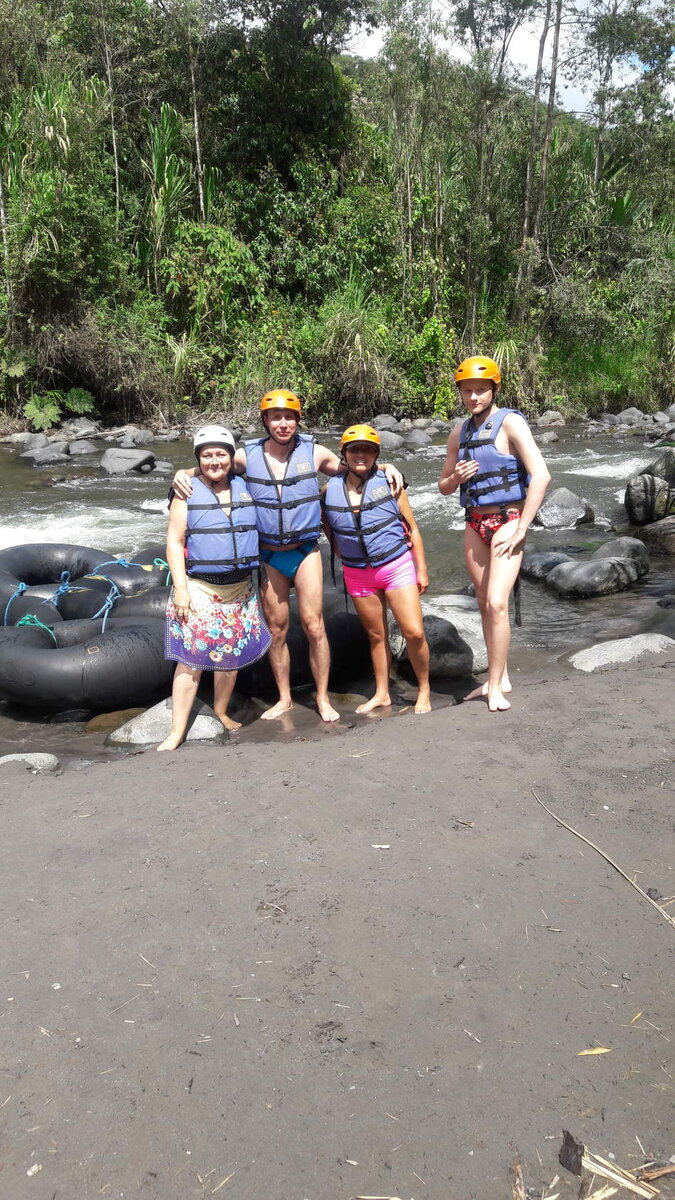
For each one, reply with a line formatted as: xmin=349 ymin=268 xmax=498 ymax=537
xmin=532 ymin=0 xmax=563 ymax=248
xmin=189 ymin=47 xmax=205 ymax=222
xmin=102 ymin=31 xmax=121 ymax=230
xmin=0 ymin=166 xmax=14 ymax=341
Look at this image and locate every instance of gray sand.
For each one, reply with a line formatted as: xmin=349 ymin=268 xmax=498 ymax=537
xmin=1 ymin=658 xmax=674 ymax=1200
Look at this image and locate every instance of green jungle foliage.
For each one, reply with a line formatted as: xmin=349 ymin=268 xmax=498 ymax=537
xmin=0 ymin=0 xmax=673 ymax=425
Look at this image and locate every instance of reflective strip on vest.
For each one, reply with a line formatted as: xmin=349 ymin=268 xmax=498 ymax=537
xmin=244 ymin=433 xmax=322 ymax=546
xmin=322 ymin=470 xmax=409 ymax=568
xmin=458 ymin=408 xmax=529 ymax=508
xmin=186 ymin=476 xmax=260 ymax=573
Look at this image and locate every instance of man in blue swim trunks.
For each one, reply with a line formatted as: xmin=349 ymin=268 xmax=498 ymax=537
xmin=173 ymin=390 xmax=403 ymax=723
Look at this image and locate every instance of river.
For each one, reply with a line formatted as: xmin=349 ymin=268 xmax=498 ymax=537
xmin=0 ymin=425 xmax=672 ymax=759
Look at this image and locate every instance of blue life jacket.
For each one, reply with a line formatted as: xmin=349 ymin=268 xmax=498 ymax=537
xmin=458 ymin=408 xmax=530 ymax=508
xmin=244 ymin=433 xmax=322 ymax=547
xmin=186 ymin=476 xmax=259 ymax=575
xmin=322 ymin=470 xmax=410 ymax=569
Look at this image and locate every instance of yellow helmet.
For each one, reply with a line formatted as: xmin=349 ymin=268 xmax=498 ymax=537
xmin=455 ymin=355 xmax=501 ymax=385
xmin=260 ymin=389 xmax=301 ymax=415
xmin=340 ymin=424 xmax=381 ymax=450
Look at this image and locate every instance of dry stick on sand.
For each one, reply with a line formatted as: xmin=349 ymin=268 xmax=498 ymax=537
xmin=531 ymin=789 xmax=675 ymax=930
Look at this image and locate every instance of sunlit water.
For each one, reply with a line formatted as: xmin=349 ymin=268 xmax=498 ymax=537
xmin=0 ymin=426 xmax=672 ymax=757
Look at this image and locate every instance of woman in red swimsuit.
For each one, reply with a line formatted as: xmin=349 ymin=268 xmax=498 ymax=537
xmin=438 ymin=356 xmax=551 ymax=711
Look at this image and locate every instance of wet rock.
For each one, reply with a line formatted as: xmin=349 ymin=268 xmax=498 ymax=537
xmin=638 ymin=515 xmax=675 ymax=555
xmin=536 ymin=410 xmax=565 ymax=427
xmin=535 ymin=431 xmax=560 ymax=445
xmin=389 ymin=594 xmax=487 ymax=677
xmin=403 ymin=428 xmax=432 ymax=449
xmin=534 ymin=486 xmax=594 ymax=529
xmin=372 ymin=414 xmax=403 ymax=433
xmin=100 ymin=448 xmax=156 ymax=475
xmin=7 ymin=431 xmax=33 ymax=445
xmin=601 ymin=413 xmax=619 ymax=425
xmin=591 ymin=536 xmax=649 ymax=576
xmin=616 ymin=406 xmax=646 ymax=425
xmin=106 ymin=697 xmax=228 ymax=746
xmin=521 ymin=549 xmax=574 ymax=580
xmin=24 ymin=432 xmax=50 ymax=450
xmin=23 ymin=447 xmax=71 ymax=466
xmin=568 ymin=633 xmax=675 ymax=672
xmin=546 ymin=556 xmax=641 ymax=597
xmin=68 ymin=439 xmax=98 ymax=456
xmin=644 ymin=448 xmax=675 ymax=488
xmin=86 ymin=707 xmax=146 ymax=733
xmin=625 ymin=473 xmax=671 ymax=525
xmin=0 ymin=752 xmax=60 ymax=772
xmin=377 ymin=429 xmax=405 ymax=451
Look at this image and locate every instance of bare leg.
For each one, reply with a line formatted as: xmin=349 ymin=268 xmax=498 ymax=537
xmin=294 ymin=548 xmax=339 ymax=722
xmin=157 ymin=663 xmax=201 ymax=751
xmin=463 ymin=526 xmax=511 ymax=702
xmin=386 ymin=583 xmax=431 ymax=713
xmin=260 ymin=566 xmax=293 ymax=719
xmin=352 ymin=591 xmax=392 ymax=712
xmin=213 ymin=669 xmax=241 ymax=731
xmin=484 ymin=521 xmax=523 ymax=711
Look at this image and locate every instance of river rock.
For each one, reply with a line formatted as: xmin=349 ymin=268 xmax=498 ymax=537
xmin=24 ymin=432 xmax=50 ymax=450
xmin=534 ymin=487 xmax=594 ymax=529
xmin=615 ymin=406 xmax=646 ymax=425
xmin=68 ymin=439 xmax=98 ymax=455
xmin=0 ymin=752 xmax=60 ymax=772
xmin=377 ymin=429 xmax=405 ymax=451
xmin=644 ymin=448 xmax=675 ymax=488
xmin=61 ymin=417 xmax=100 ymax=438
xmin=536 ymin=410 xmax=565 ymax=427
xmin=412 ymin=418 xmax=433 ymax=429
xmin=86 ymin=707 xmax=146 ymax=733
xmin=625 ymin=473 xmax=671 ymax=525
xmin=535 ymin=431 xmax=560 ymax=445
xmin=389 ymin=594 xmax=487 ymax=677
xmin=638 ymin=515 xmax=675 ymax=555
xmin=106 ymin=697 xmax=227 ymax=746
xmin=521 ymin=549 xmax=574 ymax=580
xmin=100 ymin=448 xmax=156 ymax=475
xmin=22 ymin=447 xmax=71 ymax=466
xmin=403 ymin=428 xmax=432 ymax=449
xmin=568 ymin=633 xmax=675 ymax=672
xmin=546 ymin=556 xmax=641 ymax=597
xmin=372 ymin=414 xmax=403 ymax=433
xmin=591 ymin=536 xmax=649 ymax=576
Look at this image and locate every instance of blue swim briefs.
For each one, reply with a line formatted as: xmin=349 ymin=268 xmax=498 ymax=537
xmin=260 ymin=540 xmax=318 ymax=581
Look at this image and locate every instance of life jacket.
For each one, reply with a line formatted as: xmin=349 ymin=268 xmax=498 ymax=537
xmin=322 ymin=470 xmax=410 ymax=569
xmin=244 ymin=433 xmax=322 ymax=547
xmin=458 ymin=408 xmax=530 ymax=508
xmin=185 ymin=476 xmax=259 ymax=575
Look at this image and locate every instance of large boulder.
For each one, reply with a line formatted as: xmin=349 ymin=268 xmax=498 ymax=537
xmin=106 ymin=697 xmax=227 ymax=746
xmin=615 ymin=407 xmax=646 ymax=425
xmin=23 ymin=432 xmax=50 ymax=451
xmin=534 ymin=487 xmax=594 ymax=529
xmin=372 ymin=414 xmax=403 ymax=433
xmin=68 ymin=439 xmax=99 ymax=456
xmin=377 ymin=429 xmax=405 ymax=452
xmin=389 ymin=594 xmax=487 ymax=677
xmin=546 ymin=556 xmax=642 ymax=597
xmin=412 ymin=418 xmax=433 ymax=429
xmin=638 ymin=515 xmax=675 ymax=555
xmin=21 ymin=446 xmax=71 ymax=466
xmin=591 ymin=536 xmax=649 ymax=576
xmin=568 ymin=633 xmax=675 ymax=673
xmin=625 ymin=473 xmax=671 ymax=526
xmin=521 ymin=549 xmax=574 ymax=580
xmin=644 ymin=448 xmax=675 ymax=488
xmin=535 ymin=431 xmax=560 ymax=445
xmin=100 ymin=448 xmax=156 ymax=475
xmin=536 ymin=410 xmax=565 ymax=427
xmin=403 ymin=428 xmax=432 ymax=449
xmin=60 ymin=417 xmax=100 ymax=438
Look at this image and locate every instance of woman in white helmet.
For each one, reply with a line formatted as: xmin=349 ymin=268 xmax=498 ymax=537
xmin=158 ymin=426 xmax=271 ymax=751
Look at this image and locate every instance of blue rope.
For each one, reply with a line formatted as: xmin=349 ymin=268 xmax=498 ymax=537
xmin=93 ymin=557 xmax=142 ymax=571
xmin=153 ymin=556 xmax=171 ymax=586
xmin=3 ymin=582 xmax=28 ymax=626
xmin=15 ymin=613 xmax=58 ymax=644
xmin=41 ymin=569 xmax=71 ymax=607
xmin=91 ymin=582 xmax=121 ymax=632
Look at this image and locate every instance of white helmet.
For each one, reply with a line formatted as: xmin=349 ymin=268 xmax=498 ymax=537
xmin=193 ymin=425 xmax=236 ymax=458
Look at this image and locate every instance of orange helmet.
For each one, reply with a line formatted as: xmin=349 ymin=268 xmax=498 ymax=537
xmin=260 ymin=389 xmax=302 ymax=415
xmin=340 ymin=424 xmax=381 ymax=450
xmin=455 ymin=355 xmax=501 ymax=385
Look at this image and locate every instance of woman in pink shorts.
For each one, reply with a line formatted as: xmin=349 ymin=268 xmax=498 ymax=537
xmin=321 ymin=425 xmax=431 ymax=714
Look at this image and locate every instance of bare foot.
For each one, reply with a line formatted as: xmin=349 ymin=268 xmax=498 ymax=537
xmin=487 ymin=687 xmax=511 ymax=712
xmin=317 ymin=698 xmax=340 ymax=723
xmin=414 ymin=691 xmax=432 ymax=714
xmin=464 ymin=674 xmax=511 ymax=702
xmin=156 ymin=732 xmax=185 ymax=752
xmin=356 ymin=693 xmax=391 ymax=714
xmin=261 ymin=699 xmax=293 ymax=720
xmin=215 ymin=713 xmax=242 ymax=732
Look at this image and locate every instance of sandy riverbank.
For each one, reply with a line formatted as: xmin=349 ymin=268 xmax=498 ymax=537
xmin=1 ymin=657 xmax=674 ymax=1200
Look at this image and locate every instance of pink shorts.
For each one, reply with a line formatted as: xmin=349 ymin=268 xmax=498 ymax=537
xmin=342 ymin=550 xmax=417 ymax=598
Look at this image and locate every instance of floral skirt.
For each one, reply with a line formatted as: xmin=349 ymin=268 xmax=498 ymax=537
xmin=165 ymin=576 xmax=271 ymax=672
